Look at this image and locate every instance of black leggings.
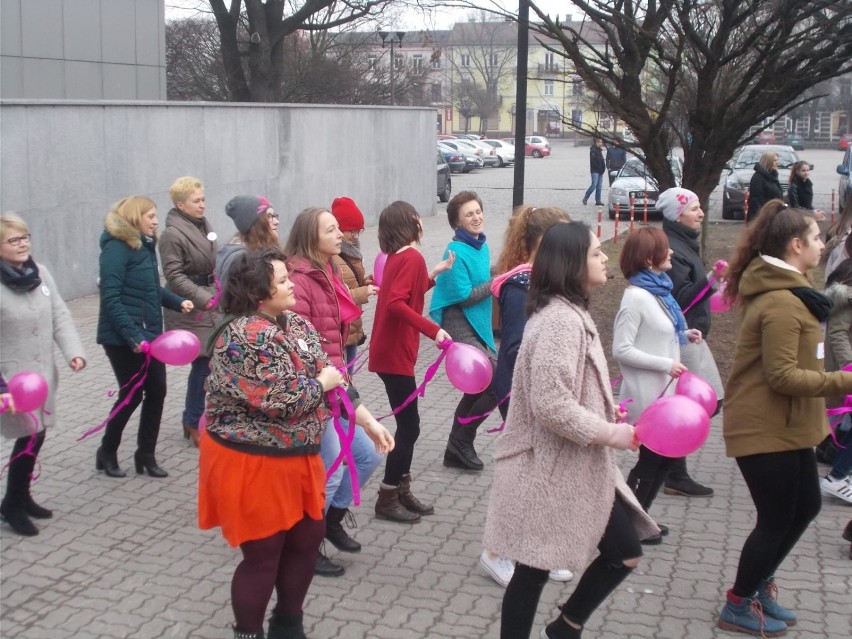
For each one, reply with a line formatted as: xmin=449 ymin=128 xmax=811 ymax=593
xmin=626 ymin=445 xmax=673 ymax=513
xmin=2 ymin=430 xmax=46 ymax=508
xmin=232 ymin=516 xmax=325 ymax=633
xmin=449 ymin=378 xmax=498 ymax=444
xmin=378 ymin=373 xmax=420 ymax=486
xmin=732 ymin=448 xmax=821 ymax=598
xmin=101 ymin=345 xmax=167 ymax=456
xmin=501 ymin=495 xmax=642 ymax=639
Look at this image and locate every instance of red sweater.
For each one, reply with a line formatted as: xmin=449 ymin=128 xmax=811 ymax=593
xmin=369 ymin=247 xmax=440 ymax=376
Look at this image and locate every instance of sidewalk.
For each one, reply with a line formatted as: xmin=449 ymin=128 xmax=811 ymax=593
xmin=1 ymin=210 xmax=850 ymax=639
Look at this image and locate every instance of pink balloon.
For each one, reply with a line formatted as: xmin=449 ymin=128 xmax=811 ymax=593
xmin=373 ymin=252 xmax=388 ymax=287
xmin=8 ymin=371 xmax=49 ymax=413
xmin=149 ymin=330 xmax=200 ymax=366
xmin=634 ymin=395 xmax=711 ymax=458
xmin=675 ymin=372 xmax=718 ymax=416
xmin=709 ymin=282 xmax=732 ymax=313
xmin=445 ymin=343 xmax=493 ymax=394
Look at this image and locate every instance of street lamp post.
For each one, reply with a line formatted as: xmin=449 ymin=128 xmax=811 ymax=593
xmin=378 ymin=30 xmax=406 ymax=106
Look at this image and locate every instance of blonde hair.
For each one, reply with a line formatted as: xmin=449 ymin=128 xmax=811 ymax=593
xmin=0 ymin=212 xmax=29 ymax=242
xmin=108 ymin=196 xmax=157 ymax=233
xmin=758 ymin=152 xmax=778 ymax=173
xmin=169 ymin=176 xmax=204 ymax=205
xmin=497 ymin=205 xmax=570 ymax=273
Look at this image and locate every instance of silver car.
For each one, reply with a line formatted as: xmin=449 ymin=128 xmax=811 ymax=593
xmin=722 ymin=145 xmax=799 ymax=219
xmin=608 ymin=156 xmax=683 ymax=220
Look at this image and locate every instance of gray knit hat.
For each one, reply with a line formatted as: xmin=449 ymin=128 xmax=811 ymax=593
xmin=657 ymin=187 xmax=699 ymax=222
xmin=225 ymin=195 xmax=271 ymax=234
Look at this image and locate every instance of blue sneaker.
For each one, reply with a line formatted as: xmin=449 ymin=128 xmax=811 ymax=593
xmin=757 ymin=577 xmax=797 ymax=626
xmin=717 ymin=591 xmax=787 ymax=637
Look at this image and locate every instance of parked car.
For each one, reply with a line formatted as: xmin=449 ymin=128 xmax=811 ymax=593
xmin=607 ymin=156 xmax=684 ymax=220
xmin=756 ymin=130 xmax=777 ymax=144
xmin=438 ymin=134 xmax=457 ymax=141
xmin=463 ymin=139 xmax=500 ymax=167
xmin=438 ymin=143 xmax=465 ymax=173
xmin=439 ymin=140 xmax=483 ymax=172
xmin=839 ymin=147 xmax=852 ymax=211
xmin=436 ymin=150 xmax=451 ymax=203
xmin=840 ymin=134 xmax=850 ymax=151
xmin=456 ymin=134 xmax=484 ymax=141
xmin=525 ymin=135 xmax=551 ymax=158
xmin=483 ymin=139 xmax=515 ymax=167
xmin=783 ymin=133 xmax=804 ymax=150
xmin=722 ymin=144 xmax=799 ymax=220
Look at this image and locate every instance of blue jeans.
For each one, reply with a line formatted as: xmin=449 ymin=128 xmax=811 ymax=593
xmin=829 ymin=419 xmax=852 ymax=480
xmin=584 ymin=172 xmax=604 ymax=203
xmin=344 ymin=344 xmax=358 ymax=369
xmin=182 ymin=356 xmax=210 ymax=429
xmin=321 ymin=418 xmax=382 ymax=511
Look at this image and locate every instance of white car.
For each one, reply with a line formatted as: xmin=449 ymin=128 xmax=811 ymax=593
xmin=608 ymin=156 xmax=683 ymax=220
xmin=483 ymin=140 xmax=515 ymax=167
xmin=462 ymin=139 xmax=500 ymax=167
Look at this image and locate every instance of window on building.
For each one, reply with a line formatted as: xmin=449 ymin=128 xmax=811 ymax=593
xmin=571 ymin=109 xmax=583 ymax=127
xmin=460 ymin=53 xmax=471 ymax=67
xmin=572 ymin=78 xmax=583 ymax=96
xmin=431 ymin=50 xmax=441 ymax=69
xmin=544 ymin=80 xmax=554 ymax=96
xmin=489 ymin=53 xmax=498 ymax=67
xmin=412 ymin=55 xmax=423 ymax=71
xmin=367 ymin=54 xmax=377 ymax=69
xmin=431 ymin=83 xmax=442 ymax=102
xmin=394 ymin=54 xmax=404 ymax=70
xmin=544 ymin=52 xmax=555 ymax=71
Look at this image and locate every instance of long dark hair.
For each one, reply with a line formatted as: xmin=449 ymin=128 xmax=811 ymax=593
xmin=526 ymin=221 xmax=592 ymax=315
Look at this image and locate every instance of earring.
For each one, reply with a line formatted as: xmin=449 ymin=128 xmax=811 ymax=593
xmin=258 ymin=300 xmax=264 ymax=310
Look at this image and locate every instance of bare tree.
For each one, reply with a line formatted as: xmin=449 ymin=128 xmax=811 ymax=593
xmin=471 ymin=0 xmax=852 ymax=209
xmin=166 ymin=17 xmax=229 ymax=100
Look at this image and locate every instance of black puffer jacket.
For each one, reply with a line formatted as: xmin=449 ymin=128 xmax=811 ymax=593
xmin=663 ymin=219 xmax=712 ymax=336
xmin=747 ymin=163 xmax=783 ymax=218
xmin=589 ymin=144 xmax=606 ymax=174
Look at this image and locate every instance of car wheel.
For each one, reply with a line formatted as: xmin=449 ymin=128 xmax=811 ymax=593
xmin=439 ymin=178 xmax=451 ymax=203
xmin=497 ymin=157 xmax=504 ymax=167
xmin=608 ymin=209 xmax=616 ymax=221
xmin=532 ymin=149 xmax=543 ymax=158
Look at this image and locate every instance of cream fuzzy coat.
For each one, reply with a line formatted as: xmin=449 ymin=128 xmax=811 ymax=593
xmin=483 ymin=297 xmax=658 ymax=572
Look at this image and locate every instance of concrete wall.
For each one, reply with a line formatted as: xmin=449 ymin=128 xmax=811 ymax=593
xmin=0 ymin=100 xmax=438 ymax=299
xmin=1 ymin=0 xmax=166 ymax=99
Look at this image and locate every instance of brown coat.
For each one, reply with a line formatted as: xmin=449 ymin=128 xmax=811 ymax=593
xmin=482 ymin=297 xmax=658 ymax=572
xmin=158 ymin=209 xmax=218 ymax=342
xmin=331 ymin=251 xmax=371 ymax=347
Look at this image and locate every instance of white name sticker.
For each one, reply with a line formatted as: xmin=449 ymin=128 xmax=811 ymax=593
xmin=817 ymin=342 xmax=824 ymax=360
xmin=297 ymin=339 xmax=309 ymax=352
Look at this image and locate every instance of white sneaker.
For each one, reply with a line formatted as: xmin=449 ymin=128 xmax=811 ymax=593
xmin=480 ymin=550 xmax=515 ymax=587
xmin=820 ymin=475 xmax=852 ymax=504
xmin=548 ymin=569 xmax=574 ymax=582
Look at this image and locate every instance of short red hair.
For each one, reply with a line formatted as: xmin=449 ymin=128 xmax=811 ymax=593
xmin=620 ymin=227 xmax=670 ymax=278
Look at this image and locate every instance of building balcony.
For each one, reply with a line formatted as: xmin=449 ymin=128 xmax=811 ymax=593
xmin=537 ymin=63 xmax=562 ymax=74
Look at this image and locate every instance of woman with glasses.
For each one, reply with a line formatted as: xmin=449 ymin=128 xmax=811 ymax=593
xmin=216 ymin=195 xmax=281 ymax=293
xmin=0 ymin=214 xmax=86 ymax=536
xmin=158 ymin=176 xmax=219 ymax=447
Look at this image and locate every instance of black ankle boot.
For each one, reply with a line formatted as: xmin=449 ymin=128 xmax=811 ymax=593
xmin=314 ymin=543 xmax=345 ymax=577
xmin=96 ymin=446 xmax=126 ymax=478
xmin=268 ymin=611 xmax=307 ymax=639
xmin=23 ymin=494 xmax=53 ymax=519
xmin=233 ymin=627 xmax=265 ymax=639
xmin=444 ymin=437 xmax=484 ymax=471
xmin=0 ymin=500 xmax=39 ymax=536
xmin=325 ymin=506 xmax=361 ymax=553
xmin=134 ymin=451 xmax=168 ymax=478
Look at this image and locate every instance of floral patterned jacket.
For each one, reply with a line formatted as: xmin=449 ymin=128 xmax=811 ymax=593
xmin=205 ymin=311 xmax=338 ymax=455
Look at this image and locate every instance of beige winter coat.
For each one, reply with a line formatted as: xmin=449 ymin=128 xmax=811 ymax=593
xmin=331 ymin=250 xmax=371 ymax=347
xmin=483 ymin=297 xmax=658 ymax=571
xmin=158 ymin=208 xmax=218 ymax=341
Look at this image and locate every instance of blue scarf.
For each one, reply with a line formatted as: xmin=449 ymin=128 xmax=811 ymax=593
xmin=454 ymin=227 xmax=486 ymax=250
xmin=628 ymin=270 xmax=688 ymax=345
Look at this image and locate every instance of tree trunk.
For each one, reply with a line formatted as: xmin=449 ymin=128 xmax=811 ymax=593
xmin=211 ymin=2 xmax=251 ymax=102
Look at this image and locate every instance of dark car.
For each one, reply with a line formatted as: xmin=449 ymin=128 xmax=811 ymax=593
xmin=722 ymin=144 xmax=799 ymax=220
xmin=439 ymin=140 xmax=483 ymax=172
xmin=839 ymin=148 xmax=852 ymax=211
xmin=783 ymin=134 xmax=804 ymax=150
xmin=436 ymin=150 xmax=452 ymax=203
xmin=438 ymin=143 xmax=465 ymax=173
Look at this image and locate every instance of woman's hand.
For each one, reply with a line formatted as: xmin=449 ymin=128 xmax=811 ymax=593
xmin=0 ymin=393 xmax=16 ymax=414
xmin=70 ymin=357 xmax=86 ymax=372
xmin=429 ymin=251 xmax=456 ymax=279
xmin=367 ymin=284 xmax=379 ymax=297
xmin=686 ymin=329 xmax=702 ymax=344
xmin=596 ymin=422 xmax=637 ymax=451
xmin=814 ymin=209 xmax=827 ymax=221
xmin=615 ymin=406 xmax=628 ymax=423
xmin=317 ymin=366 xmax=344 ymax=392
xmin=435 ymin=329 xmax=452 ymax=347
xmin=669 ymin=362 xmax=688 ymax=378
xmin=363 ymin=419 xmax=395 ymax=454
xmin=180 ymin=300 xmax=194 ymax=313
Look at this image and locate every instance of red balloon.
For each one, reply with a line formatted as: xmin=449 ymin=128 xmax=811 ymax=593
xmin=634 ymin=395 xmax=710 ymax=458
xmin=373 ymin=252 xmax=388 ymax=287
xmin=445 ymin=343 xmax=493 ymax=394
xmin=149 ymin=330 xmax=200 ymax=366
xmin=675 ymin=372 xmax=718 ymax=416
xmin=8 ymin=371 xmax=49 ymax=413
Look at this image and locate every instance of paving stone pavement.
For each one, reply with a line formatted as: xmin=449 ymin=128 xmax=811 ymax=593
xmin=2 ymin=203 xmax=850 ymax=639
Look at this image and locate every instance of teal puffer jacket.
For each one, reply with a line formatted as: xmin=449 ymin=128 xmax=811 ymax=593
xmin=96 ymin=211 xmax=185 ymax=348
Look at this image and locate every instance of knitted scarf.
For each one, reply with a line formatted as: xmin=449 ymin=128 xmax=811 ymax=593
xmin=0 ymin=257 xmax=42 ymax=292
xmin=628 ymin=269 xmax=688 ymax=345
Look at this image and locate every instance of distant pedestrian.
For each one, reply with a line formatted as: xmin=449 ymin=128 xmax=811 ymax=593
xmin=484 ymin=222 xmax=657 ymax=639
xmin=718 ymin=201 xmax=852 ymax=636
xmin=582 ymin=137 xmax=606 ymax=206
xmin=430 ymin=191 xmax=497 ymax=472
xmin=787 ymin=161 xmax=826 ymax=219
xmin=1 ymin=213 xmax=86 ymax=537
xmin=369 ymin=201 xmax=453 ymax=523
xmin=747 ymin=152 xmax=783 ymax=219
xmin=825 ymin=199 xmax=852 ymax=279
xmin=606 ymin=136 xmax=627 ymax=185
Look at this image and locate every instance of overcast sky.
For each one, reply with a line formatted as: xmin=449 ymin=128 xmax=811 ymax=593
xmin=164 ymin=1 xmax=579 ymax=30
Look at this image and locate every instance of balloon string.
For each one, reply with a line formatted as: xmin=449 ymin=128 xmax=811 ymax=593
xmin=824 ymin=406 xmax=850 ymax=448
xmin=344 ymin=343 xmax=370 ymax=375
xmin=682 ymin=260 xmax=726 ymax=315
xmin=78 ymin=353 xmax=151 ymax=441
xmin=375 ymin=341 xmax=451 ymax=422
xmin=0 ymin=413 xmax=42 ymax=479
xmin=324 ymin=388 xmax=361 ymax=506
xmin=193 ymin=274 xmax=223 ymax=321
xmin=611 ymin=374 xmax=623 ymax=389
xmin=458 ymin=392 xmax=511 ymax=425
xmin=657 ymin=378 xmax=675 ymax=399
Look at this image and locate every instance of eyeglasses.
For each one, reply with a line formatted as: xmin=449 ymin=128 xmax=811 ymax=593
xmin=266 ymin=212 xmax=279 ymax=220
xmin=3 ymin=234 xmax=31 ymax=247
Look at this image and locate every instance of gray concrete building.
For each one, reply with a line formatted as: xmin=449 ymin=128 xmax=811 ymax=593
xmin=1 ymin=0 xmax=166 ymax=99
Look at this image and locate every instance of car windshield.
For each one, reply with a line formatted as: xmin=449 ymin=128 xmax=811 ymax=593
xmin=618 ymin=157 xmax=681 ymax=180
xmin=733 ymin=149 xmax=798 ymax=170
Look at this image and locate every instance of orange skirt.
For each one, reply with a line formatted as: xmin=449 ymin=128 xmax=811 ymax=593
xmin=197 ymin=431 xmax=326 ymax=547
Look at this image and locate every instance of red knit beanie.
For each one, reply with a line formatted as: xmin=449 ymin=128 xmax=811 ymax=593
xmin=331 ymin=197 xmax=365 ymax=231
